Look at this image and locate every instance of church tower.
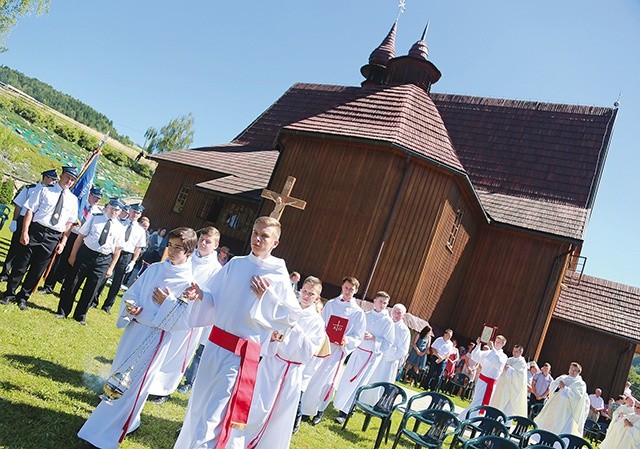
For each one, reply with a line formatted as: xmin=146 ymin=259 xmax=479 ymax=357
xmin=360 ymin=21 xmax=397 ymax=86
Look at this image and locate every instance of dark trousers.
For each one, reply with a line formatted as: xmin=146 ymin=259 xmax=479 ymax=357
xmin=422 ymin=355 xmax=446 ymax=391
xmin=57 ymin=245 xmax=112 ymax=321
xmin=4 ymin=222 xmax=61 ymax=302
xmin=43 ymin=232 xmax=78 ymax=290
xmin=0 ymin=215 xmax=24 ymax=277
xmin=102 ymin=251 xmax=133 ymax=310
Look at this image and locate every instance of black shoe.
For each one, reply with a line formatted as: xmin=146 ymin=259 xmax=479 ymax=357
xmin=0 ymin=274 xmax=8 ymax=282
xmin=311 ymin=411 xmax=323 ymax=426
xmin=77 ymin=320 xmax=88 ymax=326
xmin=301 ymin=415 xmax=311 ymax=422
xmin=17 ymin=300 xmax=27 ymax=311
xmin=102 ymin=307 xmax=111 ymax=315
xmin=54 ymin=313 xmax=66 ymax=319
xmin=177 ymin=383 xmax=192 ymax=394
xmin=334 ymin=411 xmax=347 ymax=425
xmin=149 ymin=394 xmax=169 ymax=404
xmin=40 ymin=286 xmax=54 ymax=295
xmin=0 ymin=297 xmax=9 ymax=306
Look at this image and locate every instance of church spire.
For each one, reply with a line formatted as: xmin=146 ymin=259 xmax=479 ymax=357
xmin=361 ymin=21 xmax=397 ymax=86
xmin=408 ymin=22 xmax=429 ymax=59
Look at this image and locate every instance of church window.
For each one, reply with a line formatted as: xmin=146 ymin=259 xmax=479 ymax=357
xmin=446 ymin=208 xmax=464 ymax=251
xmin=173 ymin=186 xmax=190 ymax=214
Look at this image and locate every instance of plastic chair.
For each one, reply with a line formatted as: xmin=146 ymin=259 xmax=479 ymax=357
xmin=463 ymin=435 xmax=519 ymax=449
xmin=451 ymin=416 xmax=510 ymax=449
xmin=396 ymin=391 xmax=454 ymax=431
xmin=582 ymin=419 xmax=601 ymax=443
xmin=342 ymin=382 xmax=407 ymax=449
xmin=447 ymin=372 xmax=471 ymax=398
xmin=464 ymin=405 xmax=508 ymax=423
xmin=520 ymin=428 xmax=566 ymax=448
xmin=0 ymin=203 xmax=10 ymax=229
xmin=559 ymin=433 xmax=593 ymax=449
xmin=529 ymin=402 xmax=544 ymax=420
xmin=392 ymin=409 xmax=459 ymax=449
xmin=506 ymin=415 xmax=537 ymax=445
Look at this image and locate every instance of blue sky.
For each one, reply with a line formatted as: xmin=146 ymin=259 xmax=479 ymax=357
xmin=2 ymin=0 xmax=640 ymax=287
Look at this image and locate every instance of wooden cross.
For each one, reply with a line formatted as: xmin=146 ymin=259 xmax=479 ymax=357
xmin=261 ymin=176 xmax=307 ymax=220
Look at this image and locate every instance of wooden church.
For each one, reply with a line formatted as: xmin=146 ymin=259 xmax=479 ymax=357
xmin=143 ymin=23 xmax=638 ymax=396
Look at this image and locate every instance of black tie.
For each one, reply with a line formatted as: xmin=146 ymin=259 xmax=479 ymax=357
xmin=99 ymin=219 xmax=111 ymax=246
xmin=125 ymin=223 xmax=132 ymax=242
xmin=50 ymin=191 xmax=64 ymax=226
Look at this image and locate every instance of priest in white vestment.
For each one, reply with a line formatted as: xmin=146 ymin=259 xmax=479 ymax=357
xmin=244 ymin=276 xmax=326 ymax=449
xmin=78 ymin=227 xmax=199 ymax=449
xmin=148 ymin=227 xmax=222 ymax=402
xmin=459 ymin=335 xmax=508 ymax=419
xmin=534 ymin=362 xmax=590 ymax=437
xmin=490 ymin=344 xmax=528 ymax=417
xmin=333 ymin=292 xmax=395 ymax=424
xmin=600 ymin=395 xmax=639 ymax=449
xmin=361 ymin=303 xmax=411 ymax=406
xmin=300 ymin=277 xmax=366 ymax=425
xmin=174 ymin=217 xmax=301 ymax=449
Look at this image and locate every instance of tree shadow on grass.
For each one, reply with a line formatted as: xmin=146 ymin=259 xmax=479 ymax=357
xmin=3 ymin=353 xmax=86 ymax=386
xmin=0 ymin=397 xmax=87 ymax=449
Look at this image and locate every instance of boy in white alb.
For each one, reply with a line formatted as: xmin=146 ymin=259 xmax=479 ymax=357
xmin=244 ymin=276 xmax=326 ymax=449
xmin=300 ymin=277 xmax=367 ymax=426
xmin=147 ymin=226 xmax=222 ymax=403
xmin=78 ymin=227 xmax=199 ymax=449
xmin=174 ymin=217 xmax=301 ymax=449
xmin=333 ymin=291 xmax=395 ymax=424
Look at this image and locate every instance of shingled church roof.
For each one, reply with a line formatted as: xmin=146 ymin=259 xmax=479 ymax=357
xmin=554 ymin=272 xmax=640 ymax=343
xmin=152 ymin=82 xmax=616 ymax=241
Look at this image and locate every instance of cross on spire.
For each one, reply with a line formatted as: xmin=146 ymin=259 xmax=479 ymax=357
xmin=261 ymin=176 xmax=307 ymax=220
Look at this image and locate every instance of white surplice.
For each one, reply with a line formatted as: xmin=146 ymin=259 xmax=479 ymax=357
xmin=78 ymin=259 xmax=194 ymax=449
xmin=148 ymin=252 xmax=222 ymax=396
xmin=361 ymin=318 xmax=411 ymax=405
xmin=174 ymin=253 xmax=301 ymax=449
xmin=458 ymin=344 xmax=508 ymax=419
xmin=489 ymin=355 xmax=528 ymax=417
xmin=300 ymin=296 xmax=366 ymax=417
xmin=600 ymin=406 xmax=640 ymax=449
xmin=534 ymin=374 xmax=590 ymax=437
xmin=244 ymin=304 xmax=326 ymax=449
xmin=333 ymin=308 xmax=394 ymax=413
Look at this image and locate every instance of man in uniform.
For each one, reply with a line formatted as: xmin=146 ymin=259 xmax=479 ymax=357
xmin=0 ymin=169 xmax=59 ymax=282
xmin=0 ymin=166 xmax=78 ymax=310
xmin=54 ymin=198 xmax=126 ymax=325
xmin=41 ymin=186 xmax=104 ymax=294
xmin=100 ymin=203 xmax=146 ymax=313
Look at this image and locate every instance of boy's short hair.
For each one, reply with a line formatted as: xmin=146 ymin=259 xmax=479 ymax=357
xmin=513 ymin=344 xmax=524 ymax=351
xmin=198 ymin=226 xmax=221 ymax=244
xmin=303 ymin=276 xmax=323 ymax=294
xmin=392 ymin=304 xmax=406 ymax=314
xmin=138 ymin=216 xmax=150 ymax=225
xmin=495 ymin=335 xmax=507 ymax=344
xmin=254 ymin=216 xmax=281 ymax=238
xmin=342 ymin=276 xmax=360 ymax=290
xmin=168 ymin=227 xmax=198 ymax=256
xmin=374 ymin=291 xmax=390 ymax=300
xmin=570 ymin=362 xmax=582 ymax=373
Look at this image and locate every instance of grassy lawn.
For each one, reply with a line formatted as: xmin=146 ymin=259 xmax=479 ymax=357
xmin=0 ymin=219 xmax=458 ymax=449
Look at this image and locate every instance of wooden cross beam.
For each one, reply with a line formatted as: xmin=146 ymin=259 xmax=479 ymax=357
xmin=261 ymin=176 xmax=307 ymax=221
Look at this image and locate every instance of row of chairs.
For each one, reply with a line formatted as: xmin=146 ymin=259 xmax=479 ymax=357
xmin=341 ymin=382 xmax=593 ymax=449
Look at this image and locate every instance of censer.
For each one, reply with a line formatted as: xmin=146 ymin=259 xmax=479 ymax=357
xmin=100 ymin=294 xmax=189 ymax=405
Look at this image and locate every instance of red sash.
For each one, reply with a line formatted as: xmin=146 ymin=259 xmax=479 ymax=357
xmin=478 ymin=373 xmax=497 ymax=406
xmin=349 ymin=346 xmax=373 ymax=382
xmin=209 ymin=326 xmax=261 ymax=449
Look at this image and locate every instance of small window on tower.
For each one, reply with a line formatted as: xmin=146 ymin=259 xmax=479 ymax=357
xmin=173 ymin=186 xmax=190 ymax=214
xmin=446 ymin=208 xmax=463 ymax=252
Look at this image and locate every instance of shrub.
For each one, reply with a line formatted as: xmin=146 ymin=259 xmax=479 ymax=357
xmin=0 ymin=179 xmax=14 ymax=204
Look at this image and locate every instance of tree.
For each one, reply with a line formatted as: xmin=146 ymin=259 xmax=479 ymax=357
xmin=1 ymin=1 xmax=50 ymax=52
xmin=144 ymin=113 xmax=194 ymax=154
